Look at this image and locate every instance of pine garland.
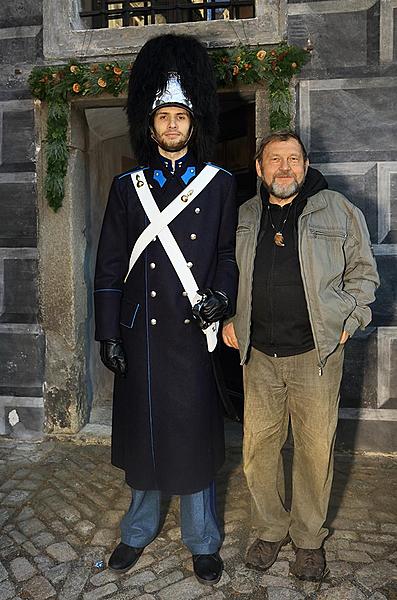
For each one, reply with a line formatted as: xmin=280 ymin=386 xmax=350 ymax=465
xmin=212 ymin=43 xmax=310 ymax=129
xmin=29 ymin=43 xmax=310 ymax=211
xmin=44 ymin=101 xmax=69 ymax=211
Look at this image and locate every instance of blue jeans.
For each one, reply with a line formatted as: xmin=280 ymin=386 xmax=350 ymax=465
xmin=120 ymin=481 xmax=221 ymax=554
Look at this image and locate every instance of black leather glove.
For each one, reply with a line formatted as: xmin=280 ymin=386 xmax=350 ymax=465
xmin=100 ymin=338 xmax=127 ymax=377
xmin=193 ymin=289 xmax=230 ymax=327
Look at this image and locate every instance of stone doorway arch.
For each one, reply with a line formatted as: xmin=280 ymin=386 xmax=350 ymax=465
xmin=35 ymin=88 xmax=268 ymax=436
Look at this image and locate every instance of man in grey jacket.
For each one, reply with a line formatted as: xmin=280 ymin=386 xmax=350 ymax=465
xmin=223 ymin=131 xmax=379 ymax=581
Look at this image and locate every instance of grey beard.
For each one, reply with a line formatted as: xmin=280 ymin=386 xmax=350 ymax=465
xmin=268 ymin=179 xmax=302 ymax=199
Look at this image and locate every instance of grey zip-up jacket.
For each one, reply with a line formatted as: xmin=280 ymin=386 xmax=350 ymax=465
xmin=231 ymin=189 xmax=380 ymax=368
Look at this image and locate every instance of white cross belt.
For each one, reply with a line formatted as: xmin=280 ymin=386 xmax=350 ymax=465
xmin=128 ymin=165 xmax=220 ymax=352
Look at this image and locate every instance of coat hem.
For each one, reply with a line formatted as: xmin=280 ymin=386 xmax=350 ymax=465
xmin=112 ymin=460 xmax=225 ymax=496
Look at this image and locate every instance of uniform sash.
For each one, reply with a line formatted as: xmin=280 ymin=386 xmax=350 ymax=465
xmin=129 ymin=165 xmax=220 ymax=352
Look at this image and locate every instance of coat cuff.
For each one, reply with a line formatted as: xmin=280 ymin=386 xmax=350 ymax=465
xmin=94 ymin=289 xmax=122 ymax=341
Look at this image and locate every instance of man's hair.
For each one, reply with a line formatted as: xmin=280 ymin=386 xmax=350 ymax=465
xmin=255 ymin=130 xmax=308 ymax=164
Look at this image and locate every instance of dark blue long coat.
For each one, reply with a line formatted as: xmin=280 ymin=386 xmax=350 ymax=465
xmin=94 ymin=151 xmax=238 ymax=494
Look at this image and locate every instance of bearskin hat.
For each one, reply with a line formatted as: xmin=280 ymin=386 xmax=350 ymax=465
xmin=127 ymin=34 xmax=219 ymax=164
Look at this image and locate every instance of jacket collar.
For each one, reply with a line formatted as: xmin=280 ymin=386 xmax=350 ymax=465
xmin=159 ymin=151 xmax=191 ymax=173
xmin=241 ymin=194 xmax=262 ymax=224
xmin=148 ymin=150 xmax=199 ymax=189
xmin=301 ymin=191 xmax=328 ymax=216
xmin=241 ymin=189 xmax=329 ymax=228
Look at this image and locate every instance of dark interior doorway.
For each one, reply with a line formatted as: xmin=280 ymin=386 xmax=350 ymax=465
xmin=216 ymin=91 xmax=257 ymax=206
xmin=215 ymin=92 xmax=255 ymax=421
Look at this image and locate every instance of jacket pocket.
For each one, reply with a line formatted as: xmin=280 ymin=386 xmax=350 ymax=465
xmin=309 ymin=227 xmax=346 ymax=240
xmin=333 ymin=287 xmax=356 ymax=311
xmin=236 ymin=224 xmax=253 ymax=234
xmin=120 ymin=301 xmax=140 ymax=329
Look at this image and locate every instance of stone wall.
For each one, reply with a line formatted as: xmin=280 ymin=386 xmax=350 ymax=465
xmin=288 ymin=0 xmax=397 ymax=450
xmin=0 ymin=1 xmax=44 ymax=436
xmin=0 ymin=0 xmax=396 ymax=449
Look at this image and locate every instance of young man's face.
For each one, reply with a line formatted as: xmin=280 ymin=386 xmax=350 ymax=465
xmin=256 ymin=138 xmax=308 ymax=200
xmin=152 ymin=106 xmax=192 ymax=153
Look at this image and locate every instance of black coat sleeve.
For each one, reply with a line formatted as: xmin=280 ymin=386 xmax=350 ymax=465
xmin=94 ymin=177 xmax=129 ymax=341
xmin=212 ymin=174 xmax=239 ymax=316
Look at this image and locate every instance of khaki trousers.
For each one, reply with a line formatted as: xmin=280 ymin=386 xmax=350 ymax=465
xmin=243 ymin=346 xmax=344 ymax=549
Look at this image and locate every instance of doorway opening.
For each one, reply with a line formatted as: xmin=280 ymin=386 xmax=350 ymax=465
xmin=82 ymin=90 xmax=258 ymax=428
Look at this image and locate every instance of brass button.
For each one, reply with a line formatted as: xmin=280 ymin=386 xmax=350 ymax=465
xmin=136 ymin=174 xmax=144 ymax=188
xmin=190 ymin=233 xmax=197 ymax=240
xmin=150 ymin=262 xmax=156 ymax=269
xmin=150 ymin=291 xmax=157 ymax=298
xmin=182 ymin=190 xmax=193 ymax=203
xmin=151 ymin=318 xmax=157 ymax=325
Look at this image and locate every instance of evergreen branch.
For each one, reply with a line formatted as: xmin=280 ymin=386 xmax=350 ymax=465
xmin=29 ymin=44 xmax=311 ymax=211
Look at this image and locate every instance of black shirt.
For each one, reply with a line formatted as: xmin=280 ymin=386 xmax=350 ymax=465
xmin=251 ymin=167 xmax=328 ymax=357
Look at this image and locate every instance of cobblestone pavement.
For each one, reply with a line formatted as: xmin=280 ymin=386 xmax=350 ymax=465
xmin=0 ymin=425 xmax=396 ymax=600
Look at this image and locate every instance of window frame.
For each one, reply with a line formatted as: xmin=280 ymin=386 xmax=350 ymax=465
xmin=43 ymin=0 xmax=287 ymax=60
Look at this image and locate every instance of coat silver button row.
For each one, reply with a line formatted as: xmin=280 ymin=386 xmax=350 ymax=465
xmin=151 ymin=290 xmax=191 ymax=298
xmin=150 ymin=261 xmax=193 ymax=269
xmin=150 ymin=318 xmax=190 ymax=325
xmin=151 ymin=291 xmax=190 ymax=299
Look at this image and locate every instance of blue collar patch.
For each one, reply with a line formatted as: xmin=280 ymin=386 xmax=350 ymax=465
xmin=181 ymin=166 xmax=196 ymax=185
xmin=153 ymin=169 xmax=167 ymax=188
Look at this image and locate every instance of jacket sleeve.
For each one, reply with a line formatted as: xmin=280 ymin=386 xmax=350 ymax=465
xmin=94 ymin=177 xmax=129 ymax=341
xmin=212 ymin=174 xmax=239 ymax=316
xmin=343 ymin=206 xmax=380 ymax=336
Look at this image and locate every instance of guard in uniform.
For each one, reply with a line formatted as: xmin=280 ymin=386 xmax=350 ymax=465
xmin=94 ymin=34 xmax=238 ymax=584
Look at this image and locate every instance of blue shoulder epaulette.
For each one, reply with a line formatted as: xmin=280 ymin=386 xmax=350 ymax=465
xmin=204 ymin=162 xmax=233 ymax=176
xmin=117 ymin=166 xmax=149 ymax=179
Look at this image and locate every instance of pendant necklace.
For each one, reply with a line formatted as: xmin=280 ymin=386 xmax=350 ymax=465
xmin=267 ymin=201 xmax=293 ymax=247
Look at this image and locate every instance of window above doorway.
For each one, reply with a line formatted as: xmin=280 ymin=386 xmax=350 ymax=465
xmin=79 ymin=1 xmax=255 ymax=29
xmin=43 ymin=0 xmax=286 ymax=61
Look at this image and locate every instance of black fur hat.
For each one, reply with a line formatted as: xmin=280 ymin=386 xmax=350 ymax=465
xmin=127 ymin=34 xmax=219 ymax=164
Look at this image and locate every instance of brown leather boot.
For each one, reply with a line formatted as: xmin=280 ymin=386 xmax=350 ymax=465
xmin=245 ymin=535 xmax=290 ymax=571
xmin=290 ymin=546 xmax=328 ymax=581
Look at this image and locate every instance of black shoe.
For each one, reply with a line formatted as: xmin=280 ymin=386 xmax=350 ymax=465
xmin=108 ymin=542 xmax=144 ymax=573
xmin=192 ymin=552 xmax=223 ymax=585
